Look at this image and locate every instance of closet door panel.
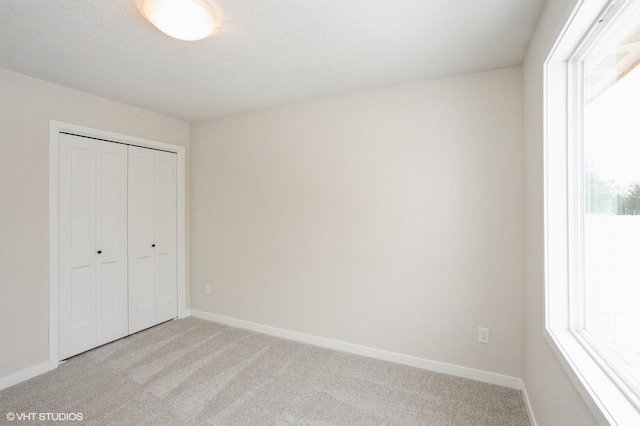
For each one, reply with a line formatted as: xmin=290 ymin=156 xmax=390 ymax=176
xmin=128 ymin=147 xmax=178 ymax=332
xmin=59 ymin=134 xmax=97 ymax=360
xmin=155 ymin=152 xmax=178 ymax=322
xmin=95 ymin=141 xmax=128 ymax=345
xmin=128 ymin=146 xmax=158 ymax=333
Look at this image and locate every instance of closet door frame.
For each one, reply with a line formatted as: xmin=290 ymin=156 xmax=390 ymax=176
xmin=48 ymin=120 xmax=187 ymax=369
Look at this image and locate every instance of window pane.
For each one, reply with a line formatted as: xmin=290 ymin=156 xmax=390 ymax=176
xmin=582 ymin=0 xmax=640 ymax=391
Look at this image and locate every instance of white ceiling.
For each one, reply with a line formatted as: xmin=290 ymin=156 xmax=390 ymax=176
xmin=0 ymin=0 xmax=545 ymax=122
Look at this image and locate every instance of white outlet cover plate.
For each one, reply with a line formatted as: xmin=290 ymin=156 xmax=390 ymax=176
xmin=478 ymin=327 xmax=490 ymax=344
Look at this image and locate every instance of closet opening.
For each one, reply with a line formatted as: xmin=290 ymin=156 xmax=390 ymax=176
xmin=49 ymin=121 xmax=187 ymax=368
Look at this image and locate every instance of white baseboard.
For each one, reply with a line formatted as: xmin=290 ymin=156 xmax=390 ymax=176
xmin=520 ymin=381 xmax=538 ymax=426
xmin=189 ymin=309 xmax=522 ymax=390
xmin=0 ymin=361 xmax=54 ymax=391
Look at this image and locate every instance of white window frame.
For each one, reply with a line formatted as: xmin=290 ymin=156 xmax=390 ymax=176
xmin=544 ymin=0 xmax=640 ymax=424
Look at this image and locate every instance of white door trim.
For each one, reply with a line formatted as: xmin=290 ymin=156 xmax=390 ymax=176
xmin=49 ymin=120 xmax=187 ymax=368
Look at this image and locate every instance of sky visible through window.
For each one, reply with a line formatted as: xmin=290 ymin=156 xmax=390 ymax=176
xmin=582 ymin=0 xmax=640 ymax=393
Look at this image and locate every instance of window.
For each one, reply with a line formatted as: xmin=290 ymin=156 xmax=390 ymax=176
xmin=545 ymin=0 xmax=640 ymax=423
xmin=580 ymin=0 xmax=640 ymax=398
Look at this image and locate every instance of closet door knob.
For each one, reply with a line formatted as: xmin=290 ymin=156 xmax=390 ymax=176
xmin=151 ymin=244 xmax=156 ymax=247
xmin=97 ymin=250 xmax=102 ymax=254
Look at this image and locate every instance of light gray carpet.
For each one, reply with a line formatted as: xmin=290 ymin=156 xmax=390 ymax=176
xmin=0 ymin=317 xmax=530 ymax=425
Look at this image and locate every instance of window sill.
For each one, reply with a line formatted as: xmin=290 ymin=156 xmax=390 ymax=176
xmin=545 ymin=327 xmax=640 ymax=424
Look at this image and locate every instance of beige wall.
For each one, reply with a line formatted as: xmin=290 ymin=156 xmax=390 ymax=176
xmin=0 ymin=68 xmax=190 ymax=379
xmin=522 ymin=0 xmax=598 ymax=424
xmin=191 ymin=67 xmax=524 ymax=378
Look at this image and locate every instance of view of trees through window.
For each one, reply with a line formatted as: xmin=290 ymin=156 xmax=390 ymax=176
xmin=586 ymin=172 xmax=640 ymax=215
xmin=581 ymin=0 xmax=640 ymax=393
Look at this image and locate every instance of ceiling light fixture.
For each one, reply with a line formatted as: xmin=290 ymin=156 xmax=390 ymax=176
xmin=137 ymin=0 xmax=219 ymax=41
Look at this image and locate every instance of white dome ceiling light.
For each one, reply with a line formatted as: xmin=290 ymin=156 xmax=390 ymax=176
xmin=137 ymin=0 xmax=219 ymax=41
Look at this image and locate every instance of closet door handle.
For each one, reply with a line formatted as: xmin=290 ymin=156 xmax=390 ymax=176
xmin=151 ymin=244 xmax=156 ymax=248
xmin=97 ymin=250 xmax=102 ymax=254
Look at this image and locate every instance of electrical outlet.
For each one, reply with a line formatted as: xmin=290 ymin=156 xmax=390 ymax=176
xmin=205 ymin=285 xmax=211 ymax=296
xmin=478 ymin=327 xmax=490 ymax=344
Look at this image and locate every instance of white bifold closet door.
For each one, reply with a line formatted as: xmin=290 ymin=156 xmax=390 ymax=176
xmin=128 ymin=146 xmax=178 ymax=334
xmin=58 ymin=134 xmax=128 ymax=360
